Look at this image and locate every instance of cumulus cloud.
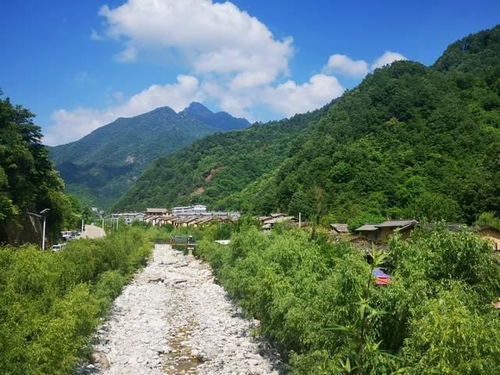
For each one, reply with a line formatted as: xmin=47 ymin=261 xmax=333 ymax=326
xmin=263 ymin=75 xmax=344 ymax=117
xmin=323 ymin=54 xmax=369 ymax=77
xmin=44 ymin=75 xmax=203 ymax=145
xmin=323 ymin=50 xmax=408 ymax=78
xmin=46 ymin=0 xmax=406 ymax=146
xmin=99 ymin=0 xmax=293 ymax=83
xmin=371 ymin=51 xmax=407 ymax=70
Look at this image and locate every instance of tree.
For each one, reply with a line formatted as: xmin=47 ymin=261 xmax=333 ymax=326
xmin=0 ymin=91 xmax=72 ymax=245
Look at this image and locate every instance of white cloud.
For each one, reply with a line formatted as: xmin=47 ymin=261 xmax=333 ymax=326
xmin=44 ymin=75 xmax=203 ymax=145
xmin=263 ymin=74 xmax=344 ymax=117
xmin=46 ymin=0 xmax=408 ymax=146
xmin=323 ymin=54 xmax=369 ymax=77
xmin=371 ymin=51 xmax=407 ymax=70
xmin=323 ymin=50 xmax=408 ymax=79
xmin=99 ymin=0 xmax=293 ymax=83
xmin=115 ymin=44 xmax=138 ymax=62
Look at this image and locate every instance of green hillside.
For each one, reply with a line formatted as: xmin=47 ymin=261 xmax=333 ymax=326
xmin=255 ymin=26 xmax=500 ymax=224
xmin=116 ymin=26 xmax=499 ymax=223
xmin=112 ymin=107 xmax=327 ymax=211
xmin=49 ymin=104 xmax=249 ymax=208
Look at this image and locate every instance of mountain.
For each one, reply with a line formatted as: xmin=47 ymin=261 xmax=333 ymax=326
xmin=112 ymin=107 xmax=327 ymax=211
xmin=49 ymin=103 xmax=249 ymax=208
xmin=114 ymin=26 xmax=499 ymax=224
xmin=180 ymin=102 xmax=249 ymax=131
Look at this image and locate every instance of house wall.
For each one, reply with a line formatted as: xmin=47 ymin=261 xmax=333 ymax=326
xmin=479 ymin=229 xmax=500 ymax=251
xmin=360 ymin=231 xmax=379 ymax=242
xmin=377 ymin=227 xmax=395 ymax=241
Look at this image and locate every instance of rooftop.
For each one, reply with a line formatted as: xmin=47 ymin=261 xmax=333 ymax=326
xmin=375 ymin=220 xmax=418 ymax=228
xmin=330 ymin=223 xmax=349 ymax=233
xmin=356 ymin=224 xmax=379 ymax=231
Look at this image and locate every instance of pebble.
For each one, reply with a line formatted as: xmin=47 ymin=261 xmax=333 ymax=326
xmin=77 ymin=244 xmax=283 ymax=375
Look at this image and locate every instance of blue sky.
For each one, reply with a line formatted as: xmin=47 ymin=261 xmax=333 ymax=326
xmin=0 ymin=0 xmax=499 ymax=145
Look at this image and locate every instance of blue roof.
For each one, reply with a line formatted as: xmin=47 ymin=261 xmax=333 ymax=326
xmin=372 ymin=267 xmax=390 ymax=277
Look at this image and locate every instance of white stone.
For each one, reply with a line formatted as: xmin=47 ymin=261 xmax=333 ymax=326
xmin=84 ymin=245 xmax=281 ymax=375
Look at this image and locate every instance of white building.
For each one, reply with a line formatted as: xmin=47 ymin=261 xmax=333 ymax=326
xmin=111 ymin=212 xmax=145 ymax=225
xmin=172 ymin=205 xmax=207 ymax=216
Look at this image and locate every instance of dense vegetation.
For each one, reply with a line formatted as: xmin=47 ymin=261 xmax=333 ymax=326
xmin=116 ymin=26 xmax=499 ymax=225
xmin=259 ymin=26 xmax=500 ymax=224
xmin=49 ymin=103 xmax=249 ymax=208
xmin=0 ymin=92 xmax=79 ymax=245
xmin=113 ymin=106 xmax=327 ymax=211
xmin=196 ymin=223 xmax=500 ymax=374
xmin=0 ymin=227 xmax=151 ymax=374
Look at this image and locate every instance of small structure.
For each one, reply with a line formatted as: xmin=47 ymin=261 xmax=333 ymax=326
xmin=478 ymin=226 xmax=500 ymax=251
xmin=169 ymin=235 xmax=196 ymax=252
xmin=260 ymin=214 xmax=298 ymax=231
xmin=111 ymin=212 xmax=145 ymax=225
xmin=330 ymin=224 xmax=349 ymax=236
xmin=372 ymin=267 xmax=392 ymax=285
xmin=376 ymin=220 xmax=418 ymax=241
xmin=172 ymin=205 xmax=207 ymax=216
xmin=355 ymin=224 xmax=379 ymax=241
xmin=145 ymin=208 xmax=168 ymax=216
xmin=492 ymin=298 xmax=500 ymax=309
xmin=214 ymin=239 xmax=231 ymax=245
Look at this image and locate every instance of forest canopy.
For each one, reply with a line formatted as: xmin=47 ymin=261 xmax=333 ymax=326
xmin=0 ymin=92 xmax=80 ymax=245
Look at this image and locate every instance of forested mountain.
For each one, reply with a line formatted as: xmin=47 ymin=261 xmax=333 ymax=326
xmin=116 ymin=26 xmax=499 ymax=224
xmin=0 ymin=93 xmax=75 ymax=244
xmin=180 ymin=102 xmax=249 ymax=131
xmin=112 ymin=107 xmax=327 ymax=211
xmin=49 ymin=103 xmax=249 ymax=208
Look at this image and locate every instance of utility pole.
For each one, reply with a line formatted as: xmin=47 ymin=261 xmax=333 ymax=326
xmin=299 ymin=212 xmax=302 ymax=228
xmin=42 ymin=216 xmax=47 ymax=250
xmin=39 ymin=208 xmax=50 ymax=250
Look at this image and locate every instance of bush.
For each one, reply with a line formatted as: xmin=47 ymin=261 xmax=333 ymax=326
xmin=0 ymin=227 xmax=151 ymax=374
xmin=195 ymin=223 xmax=500 ymax=374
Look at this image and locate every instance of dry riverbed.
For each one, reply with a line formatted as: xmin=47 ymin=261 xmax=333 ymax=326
xmin=80 ymin=244 xmax=283 ymax=375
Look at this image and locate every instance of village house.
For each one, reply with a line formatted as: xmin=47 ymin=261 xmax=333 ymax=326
xmin=478 ymin=225 xmax=500 ymax=251
xmin=330 ymin=223 xmax=349 ymax=237
xmin=145 ymin=208 xmax=168 ymax=216
xmin=377 ymin=220 xmax=418 ymax=240
xmin=355 ymin=224 xmax=380 ymax=241
xmin=259 ymin=214 xmax=298 ymax=231
xmin=111 ymin=212 xmax=145 ymax=225
xmin=172 ymin=205 xmax=207 ymax=216
xmin=356 ymin=220 xmax=418 ymax=242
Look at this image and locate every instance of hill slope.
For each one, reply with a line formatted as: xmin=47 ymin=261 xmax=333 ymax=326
xmin=49 ymin=103 xmax=249 ymax=207
xmin=116 ymin=26 xmax=499 ymax=223
xmin=112 ymin=107 xmax=327 ymax=211
xmin=241 ymin=25 xmax=500 ymax=223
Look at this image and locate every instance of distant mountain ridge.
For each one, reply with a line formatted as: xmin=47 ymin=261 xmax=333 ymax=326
xmin=114 ymin=26 xmax=500 ymax=224
xmin=180 ymin=102 xmax=249 ymax=131
xmin=49 ymin=103 xmax=249 ymax=207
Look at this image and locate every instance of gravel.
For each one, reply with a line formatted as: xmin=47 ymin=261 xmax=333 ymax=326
xmin=80 ymin=244 xmax=283 ymax=375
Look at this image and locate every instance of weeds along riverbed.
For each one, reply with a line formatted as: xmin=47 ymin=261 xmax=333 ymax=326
xmin=0 ymin=227 xmax=151 ymax=375
xmin=1 ymin=221 xmax=499 ymax=375
xmin=191 ymin=222 xmax=500 ymax=375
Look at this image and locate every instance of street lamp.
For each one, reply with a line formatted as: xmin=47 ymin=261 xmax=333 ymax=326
xmin=27 ymin=208 xmax=51 ymax=250
xmin=39 ymin=209 xmax=50 ymax=250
